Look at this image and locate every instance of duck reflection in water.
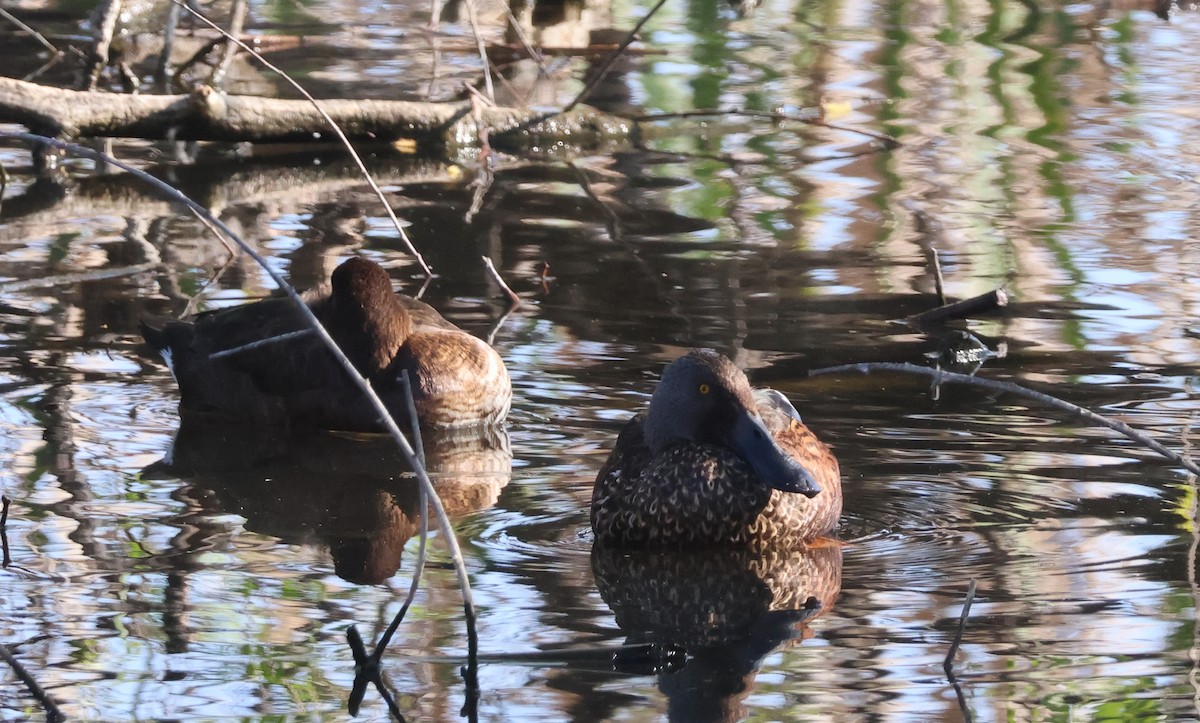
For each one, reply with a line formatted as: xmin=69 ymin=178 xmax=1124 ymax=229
xmin=591 ymin=349 xmax=843 ymax=721
xmin=593 ymin=544 xmax=842 ymax=722
xmin=150 ymin=418 xmax=511 ymax=584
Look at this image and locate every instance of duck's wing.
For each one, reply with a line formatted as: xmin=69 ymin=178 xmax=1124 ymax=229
xmin=753 ymin=388 xmax=804 ymax=431
xmin=394 ymin=294 xmax=460 ymax=331
xmin=753 ymin=388 xmax=842 ymax=537
xmin=593 ymin=413 xmax=651 ymax=500
xmin=145 ymin=286 xmax=348 ymax=407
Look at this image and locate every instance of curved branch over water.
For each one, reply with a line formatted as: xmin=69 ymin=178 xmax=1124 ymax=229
xmin=810 ymin=361 xmax=1200 ymax=476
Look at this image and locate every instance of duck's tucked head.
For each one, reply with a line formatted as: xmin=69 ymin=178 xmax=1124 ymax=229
xmin=328 ymin=257 xmax=412 ymax=374
xmin=330 ymin=257 xmax=399 ymax=309
xmin=643 ymin=349 xmax=822 ymax=498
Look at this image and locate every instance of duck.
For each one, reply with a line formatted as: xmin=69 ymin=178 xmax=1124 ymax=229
xmin=591 ymin=349 xmax=841 ymax=549
xmin=140 ymin=257 xmax=511 ymax=432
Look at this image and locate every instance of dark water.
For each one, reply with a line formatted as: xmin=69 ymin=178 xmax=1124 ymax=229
xmin=2 ymin=0 xmax=1200 ymax=720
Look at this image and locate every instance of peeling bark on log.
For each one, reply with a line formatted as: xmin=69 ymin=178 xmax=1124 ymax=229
xmin=0 ymin=77 xmax=634 ymax=152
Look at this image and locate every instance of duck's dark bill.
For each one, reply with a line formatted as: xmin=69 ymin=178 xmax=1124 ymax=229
xmin=732 ymin=411 xmax=822 ymax=498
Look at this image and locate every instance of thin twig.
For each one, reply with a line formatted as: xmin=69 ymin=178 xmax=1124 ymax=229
xmin=188 ymin=207 xmax=240 ymax=258
xmin=0 ymin=158 xmax=9 ymax=216
xmin=944 ymin=579 xmax=976 ymax=671
xmin=0 ymin=641 xmax=64 ymax=722
xmin=0 ymin=7 xmax=59 ymax=56
xmin=172 ymin=36 xmax=223 ymax=87
xmin=463 ymin=0 xmax=495 ymax=104
xmin=635 ymin=108 xmax=901 ymax=147
xmin=0 ymin=494 xmax=10 ymax=567
xmin=481 ymin=256 xmax=520 ymax=307
xmin=155 ymin=0 xmax=181 ymax=90
xmin=567 ymin=160 xmax=622 ymax=242
xmin=944 ymin=579 xmax=976 ymax=723
xmin=210 ymin=0 xmax=248 ymax=86
xmin=0 ymin=263 xmax=159 ymax=293
xmin=462 ymin=615 xmax=481 ymax=721
xmin=423 ymin=26 xmax=443 ymax=98
xmin=810 ymin=361 xmax=1200 ymax=476
xmin=428 ymin=0 xmax=444 ymax=31
xmin=208 ymin=329 xmax=315 ymax=359
xmin=0 ymin=131 xmax=479 ymax=668
xmin=501 ymin=4 xmax=546 ymax=75
xmin=372 ymin=375 xmax=428 ymax=649
xmin=563 ymin=0 xmax=668 ymax=112
xmin=399 ymin=370 xmax=425 ymax=467
xmin=345 ymin=626 xmax=405 ymax=719
xmin=931 ymin=248 xmax=946 ymax=306
xmin=180 ymin=252 xmax=241 ymax=318
xmin=23 ymin=53 xmax=66 ymax=83
xmin=172 ymin=0 xmax=433 ymax=279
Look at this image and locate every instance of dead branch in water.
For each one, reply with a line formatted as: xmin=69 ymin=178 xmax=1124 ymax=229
xmin=907 ymin=288 xmax=1008 ymax=327
xmin=1 ymin=496 xmax=9 ymax=568
xmin=944 ymin=579 xmax=976 ymax=723
xmin=810 ymin=361 xmax=1200 ymax=476
xmin=482 ymin=255 xmax=521 ymax=308
xmin=0 ymin=76 xmax=630 ymax=153
xmin=944 ymin=579 xmax=976 ymax=671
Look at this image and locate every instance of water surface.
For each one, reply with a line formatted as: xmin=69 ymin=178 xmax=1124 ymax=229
xmin=2 ymin=0 xmax=1200 ymax=720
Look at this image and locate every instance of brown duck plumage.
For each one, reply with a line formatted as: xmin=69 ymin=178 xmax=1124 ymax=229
xmin=591 ymin=349 xmax=841 ymax=549
xmin=141 ymin=257 xmax=511 ymax=431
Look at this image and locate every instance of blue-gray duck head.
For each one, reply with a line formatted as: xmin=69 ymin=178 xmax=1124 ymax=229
xmin=643 ymin=349 xmax=821 ymax=498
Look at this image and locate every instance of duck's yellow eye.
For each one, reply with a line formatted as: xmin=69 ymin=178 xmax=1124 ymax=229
xmin=698 ymin=383 xmax=710 ymax=394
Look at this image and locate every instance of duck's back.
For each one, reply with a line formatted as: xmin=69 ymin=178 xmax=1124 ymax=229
xmin=389 ymin=326 xmax=511 ymax=428
xmin=591 ymin=414 xmax=776 ymax=547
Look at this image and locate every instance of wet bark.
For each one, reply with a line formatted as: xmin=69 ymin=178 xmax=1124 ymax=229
xmin=0 ymin=77 xmax=633 ymax=152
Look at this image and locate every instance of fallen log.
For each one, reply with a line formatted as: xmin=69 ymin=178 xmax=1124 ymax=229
xmin=0 ymin=76 xmax=633 ymax=153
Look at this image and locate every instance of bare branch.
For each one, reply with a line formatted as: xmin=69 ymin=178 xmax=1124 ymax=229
xmin=0 ymin=7 xmax=60 ymax=56
xmin=564 ymin=0 xmax=668 ymax=112
xmin=636 ymin=108 xmax=901 ymax=148
xmin=207 ymin=329 xmax=315 ymax=359
xmin=907 ymin=288 xmax=1008 ymax=327
xmin=481 ymin=255 xmax=521 ymax=307
xmin=810 ymin=361 xmax=1200 ymax=476
xmin=944 ymin=579 xmax=976 ymax=671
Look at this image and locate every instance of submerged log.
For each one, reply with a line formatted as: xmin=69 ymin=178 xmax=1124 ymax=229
xmin=0 ymin=77 xmax=633 ymax=153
